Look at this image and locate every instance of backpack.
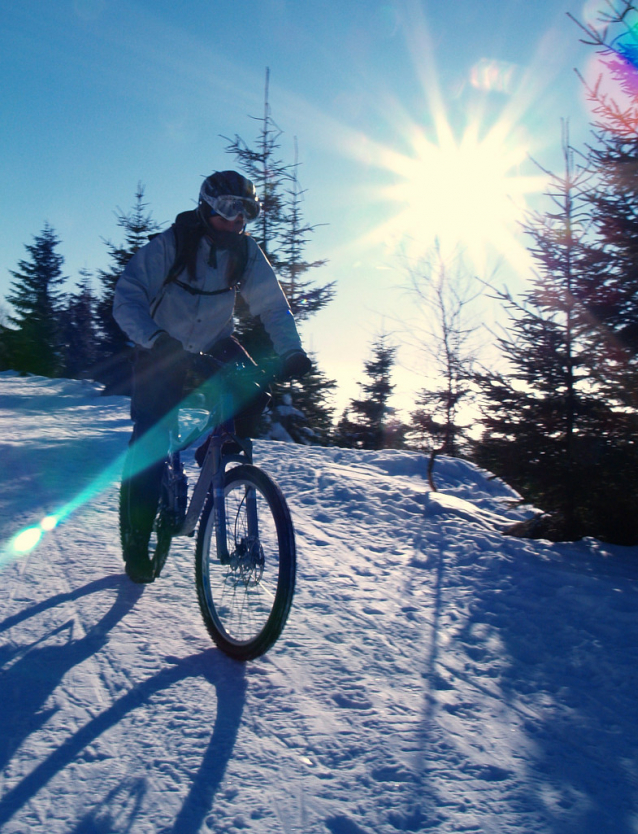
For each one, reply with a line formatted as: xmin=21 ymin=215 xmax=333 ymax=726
xmin=150 ymin=210 xmax=249 ymax=317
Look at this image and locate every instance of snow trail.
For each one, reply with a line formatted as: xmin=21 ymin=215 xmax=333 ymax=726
xmin=0 ymin=373 xmax=637 ymax=833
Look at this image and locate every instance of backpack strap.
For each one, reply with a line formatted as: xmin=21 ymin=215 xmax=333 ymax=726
xmin=169 ymin=278 xmax=235 ymax=297
xmin=149 ymin=211 xmax=249 ymax=317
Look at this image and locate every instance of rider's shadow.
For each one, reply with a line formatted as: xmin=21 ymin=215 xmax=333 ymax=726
xmin=0 ymin=574 xmax=140 ymax=779
xmin=0 ymin=576 xmax=247 ymax=834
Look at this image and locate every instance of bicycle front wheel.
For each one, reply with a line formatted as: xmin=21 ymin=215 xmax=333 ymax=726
xmin=195 ymin=464 xmax=296 ymax=660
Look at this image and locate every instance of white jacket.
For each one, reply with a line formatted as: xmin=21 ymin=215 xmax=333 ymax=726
xmin=112 ymin=228 xmax=302 ymax=356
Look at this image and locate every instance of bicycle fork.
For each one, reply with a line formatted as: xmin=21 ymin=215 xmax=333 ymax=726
xmin=212 ymin=459 xmax=259 ymax=566
xmin=210 ymin=448 xmax=230 ymax=565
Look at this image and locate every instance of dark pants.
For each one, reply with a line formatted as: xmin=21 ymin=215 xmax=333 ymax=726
xmin=120 ymin=337 xmax=267 ymax=545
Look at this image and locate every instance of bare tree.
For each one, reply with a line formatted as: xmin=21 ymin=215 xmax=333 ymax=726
xmin=403 ymin=244 xmax=480 ymax=486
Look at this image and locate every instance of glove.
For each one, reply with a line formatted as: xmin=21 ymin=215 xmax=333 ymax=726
xmin=151 ymin=331 xmax=186 ymax=364
xmin=280 ymin=350 xmax=312 ymax=381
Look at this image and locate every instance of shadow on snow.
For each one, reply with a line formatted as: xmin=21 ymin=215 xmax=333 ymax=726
xmin=0 ymin=574 xmax=247 ymax=834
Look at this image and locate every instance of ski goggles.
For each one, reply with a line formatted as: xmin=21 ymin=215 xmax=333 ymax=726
xmin=204 ymin=193 xmax=261 ymax=222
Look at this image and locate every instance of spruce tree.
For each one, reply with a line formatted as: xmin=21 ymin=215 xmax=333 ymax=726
xmin=58 ymin=271 xmax=98 ymax=379
xmin=265 ymin=354 xmax=337 ymax=445
xmin=6 ymin=223 xmax=66 ymax=377
xmin=473 ymin=128 xmax=638 ymax=542
xmin=263 ymin=143 xmax=337 ymax=443
xmin=224 ymin=68 xmax=290 ymax=269
xmin=569 ymin=2 xmax=638 ymax=405
xmin=277 ymin=138 xmax=335 ymax=322
xmin=224 ymin=69 xmax=336 ymax=443
xmin=222 ymin=69 xmax=290 ymax=366
xmin=336 ymin=335 xmax=398 ymax=450
xmin=92 ymin=184 xmax=161 ymax=392
xmin=0 ymin=304 xmax=11 ymax=371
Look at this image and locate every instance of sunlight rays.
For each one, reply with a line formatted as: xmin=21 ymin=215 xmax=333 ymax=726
xmin=381 ymin=120 xmax=546 ymax=272
xmin=343 ymin=107 xmax=546 ymax=276
xmin=329 ymin=0 xmax=555 ymax=277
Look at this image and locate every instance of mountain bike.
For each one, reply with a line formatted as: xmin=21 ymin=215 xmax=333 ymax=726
xmin=143 ymin=385 xmax=296 ymax=661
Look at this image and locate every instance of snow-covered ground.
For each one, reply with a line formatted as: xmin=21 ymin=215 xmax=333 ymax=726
xmin=1 ymin=371 xmax=637 ymax=834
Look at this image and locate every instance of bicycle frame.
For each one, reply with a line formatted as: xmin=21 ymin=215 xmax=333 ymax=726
xmin=171 ymin=406 xmax=256 ymax=566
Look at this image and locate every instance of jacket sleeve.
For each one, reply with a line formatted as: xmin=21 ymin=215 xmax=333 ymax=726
xmin=112 ymin=232 xmax=175 ymax=348
xmin=240 ymin=239 xmax=303 ymax=356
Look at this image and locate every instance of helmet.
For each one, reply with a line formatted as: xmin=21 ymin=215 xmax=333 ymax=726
xmin=198 ymin=171 xmax=260 ymax=223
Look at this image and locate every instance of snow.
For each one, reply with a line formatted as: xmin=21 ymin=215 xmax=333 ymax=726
xmin=1 ymin=371 xmax=637 ymax=834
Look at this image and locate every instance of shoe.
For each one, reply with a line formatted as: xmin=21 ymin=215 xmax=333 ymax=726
xmin=123 ymin=531 xmax=155 ymax=584
xmin=125 ymin=560 xmax=155 ymax=584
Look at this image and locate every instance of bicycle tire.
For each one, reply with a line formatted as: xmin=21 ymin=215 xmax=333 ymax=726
xmin=150 ymin=518 xmax=172 ymax=579
xmin=119 ymin=465 xmax=172 ymax=580
xmin=195 ymin=464 xmax=296 ymax=660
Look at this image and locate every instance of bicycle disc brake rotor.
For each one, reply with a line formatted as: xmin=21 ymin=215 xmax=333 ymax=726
xmin=228 ymin=536 xmax=265 ymax=586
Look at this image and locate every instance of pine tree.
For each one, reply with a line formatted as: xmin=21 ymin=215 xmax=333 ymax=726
xmin=224 ymin=69 xmax=335 ymax=356
xmin=58 ymin=271 xmax=98 ymax=379
xmin=277 ymin=138 xmax=335 ymax=322
xmin=224 ymin=68 xmax=290 ymax=269
xmin=473 ymin=127 xmax=638 ymax=542
xmin=92 ymin=184 xmax=161 ymax=392
xmin=0 ymin=304 xmax=11 ymax=371
xmin=224 ymin=69 xmax=336 ymax=443
xmin=265 ymin=355 xmax=337 ymax=445
xmin=569 ymin=1 xmax=638 ymax=138
xmin=336 ymin=336 xmax=399 ymax=450
xmin=569 ymin=2 xmax=638 ymax=405
xmin=261 ymin=141 xmax=337 ymax=443
xmin=6 ymin=224 xmax=66 ymax=377
xmin=223 ymin=68 xmax=289 ymax=367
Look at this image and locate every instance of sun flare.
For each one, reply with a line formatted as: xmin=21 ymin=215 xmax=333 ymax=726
xmin=334 ymin=2 xmax=550 ymax=277
xmin=357 ymin=116 xmax=547 ymax=276
xmin=394 ymin=125 xmax=542 ymax=268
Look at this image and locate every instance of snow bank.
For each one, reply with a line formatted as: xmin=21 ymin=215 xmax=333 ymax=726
xmin=1 ymin=372 xmax=637 ymax=834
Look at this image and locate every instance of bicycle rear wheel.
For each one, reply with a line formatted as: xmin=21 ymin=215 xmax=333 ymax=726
xmin=195 ymin=464 xmax=296 ymax=660
xmin=119 ymin=460 xmax=173 ymax=581
xmin=150 ymin=514 xmax=172 ymax=579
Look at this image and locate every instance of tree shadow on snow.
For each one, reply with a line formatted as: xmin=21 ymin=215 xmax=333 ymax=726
xmin=413 ymin=538 xmax=638 ymax=834
xmin=460 ymin=547 xmax=638 ymax=834
xmin=0 ymin=575 xmax=247 ymax=834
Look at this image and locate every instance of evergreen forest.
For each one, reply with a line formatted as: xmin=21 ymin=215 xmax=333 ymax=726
xmin=2 ymin=4 xmax=638 ymax=545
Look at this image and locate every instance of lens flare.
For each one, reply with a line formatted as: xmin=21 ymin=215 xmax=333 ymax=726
xmin=1 ymin=447 xmax=127 ymax=566
xmin=579 ymin=2 xmax=638 ymax=135
xmin=41 ymin=515 xmax=60 ymax=532
xmin=12 ymin=527 xmax=43 ymax=555
xmin=8 ymin=516 xmax=60 ymax=558
xmin=470 ymin=58 xmax=519 ymax=95
xmin=1 ymin=366 xmax=261 ymax=569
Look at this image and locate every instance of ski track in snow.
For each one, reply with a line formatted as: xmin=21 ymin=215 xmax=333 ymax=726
xmin=0 ymin=371 xmax=637 ymax=834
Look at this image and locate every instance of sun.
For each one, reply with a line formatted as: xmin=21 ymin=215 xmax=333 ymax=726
xmin=353 ymin=115 xmax=546 ymax=277
xmin=393 ymin=123 xmax=543 ymax=270
xmin=330 ymin=3 xmax=549 ymax=277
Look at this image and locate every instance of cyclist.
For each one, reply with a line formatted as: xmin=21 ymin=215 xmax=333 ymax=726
xmin=113 ymin=170 xmax=311 ymax=583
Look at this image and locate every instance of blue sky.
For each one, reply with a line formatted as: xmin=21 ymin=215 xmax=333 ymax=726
xmin=0 ymin=0 xmax=604 ymax=412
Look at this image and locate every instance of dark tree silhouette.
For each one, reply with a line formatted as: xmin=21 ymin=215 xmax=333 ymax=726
xmin=5 ymin=224 xmax=66 ymax=377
